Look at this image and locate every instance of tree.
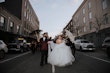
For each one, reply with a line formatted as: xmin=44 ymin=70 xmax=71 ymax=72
xmin=73 ymin=18 xmax=83 ymax=37
xmin=92 ymin=16 xmax=105 ymax=33
xmin=92 ymin=16 xmax=105 ymax=48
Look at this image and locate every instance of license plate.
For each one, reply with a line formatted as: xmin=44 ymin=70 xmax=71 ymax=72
xmin=89 ymin=48 xmax=93 ymax=50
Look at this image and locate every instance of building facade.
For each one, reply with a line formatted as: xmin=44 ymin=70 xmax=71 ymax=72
xmin=0 ymin=0 xmax=39 ymax=42
xmin=64 ymin=0 xmax=110 ymax=48
xmin=0 ymin=5 xmax=21 ymax=42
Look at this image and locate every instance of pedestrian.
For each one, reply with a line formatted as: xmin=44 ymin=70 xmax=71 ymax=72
xmin=40 ymin=32 xmax=49 ymax=66
xmin=31 ymin=41 xmax=36 ymax=54
xmin=37 ymin=41 xmax=40 ymax=51
xmin=48 ymin=35 xmax=75 ymax=73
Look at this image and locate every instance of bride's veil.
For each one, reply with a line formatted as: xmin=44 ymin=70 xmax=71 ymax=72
xmin=64 ymin=29 xmax=76 ymax=43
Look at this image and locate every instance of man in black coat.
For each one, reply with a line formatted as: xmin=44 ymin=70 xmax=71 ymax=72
xmin=66 ymin=38 xmax=76 ymax=56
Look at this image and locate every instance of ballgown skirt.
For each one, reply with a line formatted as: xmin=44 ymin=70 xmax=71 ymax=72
xmin=48 ymin=42 xmax=75 ymax=67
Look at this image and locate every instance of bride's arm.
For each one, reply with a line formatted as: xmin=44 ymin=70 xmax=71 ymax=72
xmin=65 ymin=29 xmax=75 ymax=43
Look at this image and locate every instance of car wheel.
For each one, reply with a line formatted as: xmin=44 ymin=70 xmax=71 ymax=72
xmin=20 ymin=49 xmax=24 ymax=53
xmin=0 ymin=50 xmax=5 ymax=59
xmin=106 ymin=47 xmax=110 ymax=57
xmin=80 ymin=47 xmax=83 ymax=51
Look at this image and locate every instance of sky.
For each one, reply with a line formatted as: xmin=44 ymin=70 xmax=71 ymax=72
xmin=29 ymin=0 xmax=84 ymax=38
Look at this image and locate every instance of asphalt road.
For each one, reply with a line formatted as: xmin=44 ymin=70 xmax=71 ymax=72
xmin=0 ymin=51 xmax=110 ymax=73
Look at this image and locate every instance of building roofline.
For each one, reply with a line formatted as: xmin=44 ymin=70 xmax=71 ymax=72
xmin=64 ymin=0 xmax=87 ymax=30
xmin=0 ymin=5 xmax=21 ymax=22
xmin=64 ymin=18 xmax=72 ymax=29
xmin=72 ymin=0 xmax=87 ymax=18
xmin=28 ymin=0 xmax=39 ymax=23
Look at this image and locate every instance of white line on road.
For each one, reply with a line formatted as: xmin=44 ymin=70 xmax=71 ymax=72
xmin=83 ymin=53 xmax=110 ymax=64
xmin=0 ymin=51 xmax=31 ymax=63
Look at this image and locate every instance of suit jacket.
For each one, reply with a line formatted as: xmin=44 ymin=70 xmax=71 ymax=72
xmin=40 ymin=37 xmax=48 ymax=51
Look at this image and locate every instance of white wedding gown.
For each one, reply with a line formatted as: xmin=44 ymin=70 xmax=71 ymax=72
xmin=48 ymin=41 xmax=75 ymax=67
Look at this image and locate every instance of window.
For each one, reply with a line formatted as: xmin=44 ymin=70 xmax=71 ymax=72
xmin=76 ymin=40 xmax=80 ymax=43
xmin=9 ymin=21 xmax=14 ymax=32
xmin=89 ymin=22 xmax=93 ymax=30
xmin=17 ymin=25 xmax=20 ymax=33
xmin=28 ymin=9 xmax=30 ymax=14
xmin=84 ymin=27 xmax=86 ymax=32
xmin=103 ymin=13 xmax=109 ymax=24
xmin=27 ymin=12 xmax=28 ymax=19
xmin=25 ymin=1 xmax=27 ymax=6
xmin=102 ymin=0 xmax=107 ymax=9
xmin=0 ymin=16 xmax=5 ymax=26
xmin=10 ymin=22 xmax=14 ymax=27
xmin=24 ymin=11 xmax=26 ymax=17
xmin=88 ymin=2 xmax=91 ymax=9
xmin=27 ymin=5 xmax=29 ymax=10
xmin=81 ymin=40 xmax=89 ymax=43
xmin=89 ymin=12 xmax=92 ymax=19
xmin=83 ymin=9 xmax=85 ymax=14
xmin=83 ymin=17 xmax=86 ymax=23
xmin=29 ymin=16 xmax=30 ymax=21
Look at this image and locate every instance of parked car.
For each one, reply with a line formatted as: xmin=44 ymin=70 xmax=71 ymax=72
xmin=8 ymin=42 xmax=29 ymax=53
xmin=8 ymin=43 xmax=22 ymax=52
xmin=102 ymin=37 xmax=110 ymax=57
xmin=0 ymin=40 xmax=8 ymax=59
xmin=74 ymin=39 xmax=95 ymax=51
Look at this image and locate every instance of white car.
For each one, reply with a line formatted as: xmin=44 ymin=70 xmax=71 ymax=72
xmin=74 ymin=39 xmax=95 ymax=51
xmin=0 ymin=40 xmax=8 ymax=59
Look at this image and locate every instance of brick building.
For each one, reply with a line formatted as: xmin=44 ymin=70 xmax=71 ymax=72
xmin=0 ymin=5 xmax=21 ymax=42
xmin=0 ymin=0 xmax=40 ymax=42
xmin=64 ymin=0 xmax=110 ymax=48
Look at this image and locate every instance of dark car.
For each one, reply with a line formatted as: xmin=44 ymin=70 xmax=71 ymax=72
xmin=8 ymin=42 xmax=29 ymax=53
xmin=8 ymin=43 xmax=23 ymax=52
xmin=102 ymin=37 xmax=110 ymax=57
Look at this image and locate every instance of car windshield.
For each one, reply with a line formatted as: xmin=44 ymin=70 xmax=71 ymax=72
xmin=18 ymin=40 xmax=23 ymax=43
xmin=0 ymin=41 xmax=2 ymax=44
xmin=8 ymin=45 xmax=17 ymax=48
xmin=81 ymin=40 xmax=89 ymax=43
xmin=10 ymin=41 xmax=16 ymax=43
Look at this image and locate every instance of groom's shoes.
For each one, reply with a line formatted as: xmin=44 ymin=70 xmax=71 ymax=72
xmin=45 ymin=62 xmax=48 ymax=64
xmin=40 ymin=63 xmax=44 ymax=66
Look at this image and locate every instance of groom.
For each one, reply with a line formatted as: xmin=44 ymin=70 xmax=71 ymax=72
xmin=40 ymin=32 xmax=49 ymax=66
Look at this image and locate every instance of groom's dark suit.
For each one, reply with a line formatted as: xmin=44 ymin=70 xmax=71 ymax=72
xmin=40 ymin=37 xmax=48 ymax=66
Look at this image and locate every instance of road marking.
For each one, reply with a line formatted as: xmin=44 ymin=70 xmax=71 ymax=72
xmin=83 ymin=53 xmax=110 ymax=64
xmin=0 ymin=51 xmax=31 ymax=63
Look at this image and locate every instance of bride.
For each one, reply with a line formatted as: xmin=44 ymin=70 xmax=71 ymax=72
xmin=48 ymin=35 xmax=75 ymax=73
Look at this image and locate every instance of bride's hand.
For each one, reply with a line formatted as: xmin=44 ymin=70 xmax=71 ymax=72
xmin=48 ymin=41 xmax=51 ymax=44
